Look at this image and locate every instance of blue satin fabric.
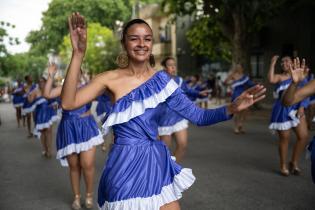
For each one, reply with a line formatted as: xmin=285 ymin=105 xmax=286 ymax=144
xmin=33 ymin=97 xmax=57 ymax=127
xmin=96 ymin=94 xmax=112 ymax=117
xmin=158 ymin=74 xmax=200 ymax=128
xmin=12 ymin=86 xmax=25 ymax=105
xmin=270 ymin=78 xmax=308 ymax=128
xmin=22 ymin=84 xmax=38 ymax=111
xmin=98 ymin=71 xmax=232 ymax=206
xmin=231 ymin=75 xmax=255 ymax=102
xmin=56 ymin=102 xmax=100 ymax=156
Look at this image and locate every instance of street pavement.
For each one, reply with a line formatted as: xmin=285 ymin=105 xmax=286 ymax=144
xmin=0 ymin=102 xmax=314 ymax=210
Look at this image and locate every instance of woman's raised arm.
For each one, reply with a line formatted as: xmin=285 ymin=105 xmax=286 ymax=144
xmin=61 ymin=13 xmax=108 ymax=110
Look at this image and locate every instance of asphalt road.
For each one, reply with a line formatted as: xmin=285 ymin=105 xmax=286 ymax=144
xmin=0 ymin=103 xmax=314 ymax=210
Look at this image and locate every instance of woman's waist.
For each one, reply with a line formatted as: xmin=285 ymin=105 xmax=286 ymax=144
xmin=114 ymin=137 xmax=164 ymax=146
xmin=61 ymin=110 xmax=92 ymax=119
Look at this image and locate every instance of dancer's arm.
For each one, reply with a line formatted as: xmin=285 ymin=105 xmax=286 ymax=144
xmin=61 ymin=13 xmax=108 ymax=110
xmin=43 ymin=63 xmax=62 ymax=99
xmin=268 ymin=55 xmax=283 ymax=84
xmin=166 ymin=84 xmax=266 ymax=126
xmin=283 ymin=58 xmax=314 ymax=106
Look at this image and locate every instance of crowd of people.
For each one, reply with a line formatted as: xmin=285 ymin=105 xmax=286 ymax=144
xmin=4 ymin=12 xmax=314 ymax=210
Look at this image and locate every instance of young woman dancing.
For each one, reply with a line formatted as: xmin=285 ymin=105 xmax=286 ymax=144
xmin=61 ymin=13 xmax=265 ymax=210
xmin=282 ymin=57 xmax=315 ymax=181
xmin=224 ymin=65 xmax=255 ymax=134
xmin=43 ymin=63 xmax=103 ymax=209
xmin=28 ymin=77 xmax=58 ymax=157
xmin=268 ymin=55 xmax=308 ymax=176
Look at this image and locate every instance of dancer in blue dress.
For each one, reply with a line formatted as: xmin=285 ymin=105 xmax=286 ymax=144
xmin=43 ymin=62 xmax=103 ymax=209
xmin=28 ymin=77 xmax=58 ymax=157
xmin=268 ymin=55 xmax=308 ymax=176
xmin=61 ymin=14 xmax=265 ymax=210
xmin=22 ymin=75 xmax=38 ymax=138
xmin=282 ymin=57 xmax=315 ymax=182
xmin=11 ymin=81 xmax=25 ymax=127
xmin=158 ymin=56 xmax=208 ymax=162
xmin=224 ymin=65 xmax=255 ymax=134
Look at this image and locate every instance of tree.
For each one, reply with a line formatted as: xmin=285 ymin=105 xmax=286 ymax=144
xmin=26 ymin=0 xmax=132 ymax=56
xmin=59 ymin=23 xmax=119 ymax=75
xmin=0 ymin=53 xmax=47 ymax=80
xmin=0 ymin=21 xmax=20 ymax=56
xmin=162 ymin=0 xmax=297 ymax=74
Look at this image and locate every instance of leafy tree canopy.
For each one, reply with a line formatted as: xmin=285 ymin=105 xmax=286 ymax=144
xmin=59 ymin=23 xmax=119 ymax=75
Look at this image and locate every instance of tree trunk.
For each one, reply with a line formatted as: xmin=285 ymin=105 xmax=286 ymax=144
xmin=231 ymin=8 xmax=251 ymax=75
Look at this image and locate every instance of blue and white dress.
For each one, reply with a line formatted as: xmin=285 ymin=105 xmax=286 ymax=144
xmin=269 ymin=78 xmax=306 ymax=130
xmin=56 ymin=102 xmax=103 ymax=166
xmin=96 ymin=93 xmax=112 ymax=123
xmin=22 ymin=84 xmax=38 ymax=116
xmin=33 ymin=97 xmax=59 ymax=138
xmin=231 ymin=75 xmax=255 ymax=102
xmin=98 ymin=70 xmax=232 ymax=210
xmin=158 ymin=75 xmax=200 ymax=136
xmin=12 ymin=85 xmax=25 ymax=108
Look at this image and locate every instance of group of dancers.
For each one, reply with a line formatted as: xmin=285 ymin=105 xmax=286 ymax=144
xmin=7 ymin=12 xmax=314 ymax=210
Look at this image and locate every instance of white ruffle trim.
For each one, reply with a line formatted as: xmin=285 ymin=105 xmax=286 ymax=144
xmin=269 ymin=110 xmax=300 ymax=130
xmin=196 ymin=98 xmax=209 ymax=103
xmin=56 ymin=131 xmax=104 ymax=167
xmin=98 ymin=168 xmax=195 ymax=210
xmin=33 ymin=115 xmax=59 ymax=138
xmin=273 ymin=83 xmax=290 ymax=99
xmin=102 ymin=80 xmax=178 ymax=135
xmin=13 ymin=103 xmax=24 ymax=107
xmin=158 ymin=119 xmax=189 ymax=136
xmin=22 ymin=98 xmax=47 ymax=115
xmin=231 ymin=76 xmax=249 ymax=89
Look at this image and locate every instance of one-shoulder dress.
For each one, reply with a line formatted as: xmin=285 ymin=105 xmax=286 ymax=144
xmin=98 ymin=71 xmax=232 ymax=210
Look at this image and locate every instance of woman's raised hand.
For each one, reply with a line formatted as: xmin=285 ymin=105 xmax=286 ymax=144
xmin=48 ymin=62 xmax=57 ymax=75
xmin=289 ymin=57 xmax=308 ymax=84
xmin=68 ymin=12 xmax=87 ymax=56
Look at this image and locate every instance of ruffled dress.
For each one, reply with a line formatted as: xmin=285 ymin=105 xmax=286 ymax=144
xmin=269 ymin=78 xmax=308 ymax=130
xmin=98 ymin=70 xmax=232 ymax=210
xmin=12 ymin=85 xmax=25 ymax=108
xmin=231 ymin=75 xmax=255 ymax=102
xmin=22 ymin=84 xmax=38 ymax=116
xmin=33 ymin=97 xmax=59 ymax=138
xmin=56 ymin=102 xmax=103 ymax=166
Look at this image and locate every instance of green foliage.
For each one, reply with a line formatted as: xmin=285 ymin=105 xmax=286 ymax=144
xmin=26 ymin=0 xmax=132 ymax=56
xmin=59 ymin=23 xmax=119 ymax=75
xmin=0 ymin=53 xmax=47 ymax=80
xmin=0 ymin=21 xmax=20 ymax=56
xmin=162 ymin=0 xmax=292 ymax=64
xmin=186 ymin=17 xmax=231 ymax=62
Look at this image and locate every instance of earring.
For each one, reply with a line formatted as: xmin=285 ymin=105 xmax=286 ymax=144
xmin=116 ymin=51 xmax=129 ymax=68
xmin=149 ymin=54 xmax=155 ymax=67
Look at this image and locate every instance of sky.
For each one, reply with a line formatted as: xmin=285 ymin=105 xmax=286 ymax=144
xmin=0 ymin=0 xmax=51 ymax=54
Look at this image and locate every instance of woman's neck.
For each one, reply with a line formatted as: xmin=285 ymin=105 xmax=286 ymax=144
xmin=128 ymin=61 xmax=151 ymax=77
